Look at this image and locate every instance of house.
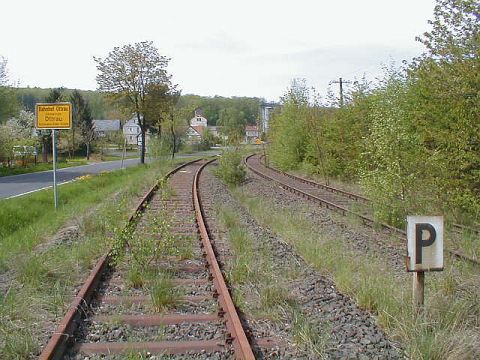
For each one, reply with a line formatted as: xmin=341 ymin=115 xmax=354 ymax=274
xmin=123 ymin=116 xmax=142 ymax=145
xmin=190 ymin=108 xmax=208 ymax=127
xmin=186 ymin=125 xmax=205 ymax=141
xmin=92 ymin=120 xmax=121 ymax=137
xmin=245 ymin=125 xmax=260 ymax=143
xmin=186 ymin=108 xmax=208 ymax=142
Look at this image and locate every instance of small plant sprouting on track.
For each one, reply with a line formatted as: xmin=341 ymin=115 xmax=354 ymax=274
xmin=291 ymin=308 xmax=329 ymax=358
xmin=150 ymin=275 xmax=179 ymax=312
xmin=130 ymin=212 xmax=176 ymax=272
xmin=126 ymin=266 xmax=145 ymax=288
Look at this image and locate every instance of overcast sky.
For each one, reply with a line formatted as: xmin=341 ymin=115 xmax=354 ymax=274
xmin=0 ymin=0 xmax=436 ymax=101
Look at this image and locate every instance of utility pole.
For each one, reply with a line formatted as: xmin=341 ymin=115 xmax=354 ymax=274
xmin=330 ymin=77 xmax=352 ymax=107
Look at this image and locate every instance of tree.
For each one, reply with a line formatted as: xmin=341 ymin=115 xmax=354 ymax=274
xmin=268 ymin=79 xmax=309 ymax=170
xmin=6 ymin=110 xmax=35 ymax=139
xmin=415 ymin=0 xmax=479 ymax=60
xmin=409 ymin=0 xmax=480 ymax=219
xmin=69 ymin=89 xmax=86 ymax=157
xmin=0 ymin=57 xmax=7 ymax=86
xmin=0 ymin=57 xmax=19 ymax=123
xmin=217 ymin=107 xmax=246 ymax=145
xmin=94 ymin=41 xmax=172 ymax=164
xmin=79 ymin=102 xmax=95 ymax=160
xmin=143 ymin=83 xmax=178 ymax=138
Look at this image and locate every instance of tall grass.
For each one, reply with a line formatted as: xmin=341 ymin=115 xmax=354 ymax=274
xmin=216 ymin=203 xmax=328 ymax=357
xmin=0 ymin=159 xmax=182 ymax=358
xmin=234 ymin=189 xmax=480 ymax=359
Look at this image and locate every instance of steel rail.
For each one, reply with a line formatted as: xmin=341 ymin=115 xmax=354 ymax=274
xmin=194 ymin=159 xmax=256 ymax=360
xmin=258 ymin=154 xmax=370 ymax=203
xmin=39 ymin=158 xmax=205 ymax=360
xmin=245 ymin=154 xmax=479 ymax=266
xmin=258 ymin=154 xmax=479 ymax=237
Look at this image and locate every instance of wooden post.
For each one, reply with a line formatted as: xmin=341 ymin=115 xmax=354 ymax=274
xmin=413 ymin=271 xmax=425 ymax=312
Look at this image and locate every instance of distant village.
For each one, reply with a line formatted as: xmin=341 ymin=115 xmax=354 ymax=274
xmin=92 ymin=105 xmax=277 ymax=149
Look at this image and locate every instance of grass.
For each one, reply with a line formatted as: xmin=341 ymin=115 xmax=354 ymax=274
xmin=233 ymin=188 xmax=480 ymax=360
xmin=0 ymin=157 xmax=189 ymax=358
xmin=150 ymin=275 xmax=179 ymax=312
xmin=215 ymin=203 xmax=328 ymax=357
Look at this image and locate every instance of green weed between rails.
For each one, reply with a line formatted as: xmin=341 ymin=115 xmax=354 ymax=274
xmin=120 ymin=176 xmax=188 ymax=315
xmin=0 ymin=159 xmax=182 ymax=358
xmin=233 ymin=188 xmax=480 ymax=360
xmin=216 ymin=203 xmax=328 ymax=357
xmin=150 ymin=275 xmax=180 ymax=312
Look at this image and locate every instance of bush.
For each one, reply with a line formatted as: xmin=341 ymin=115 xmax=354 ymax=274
xmin=215 ymin=151 xmax=246 ymax=186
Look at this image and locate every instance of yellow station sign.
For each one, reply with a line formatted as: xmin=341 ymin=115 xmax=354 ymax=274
xmin=35 ymin=102 xmax=72 ymax=129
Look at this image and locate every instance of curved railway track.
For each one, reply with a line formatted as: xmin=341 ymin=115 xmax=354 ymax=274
xmin=40 ymin=158 xmax=255 ymax=360
xmin=245 ymin=153 xmax=479 ymax=266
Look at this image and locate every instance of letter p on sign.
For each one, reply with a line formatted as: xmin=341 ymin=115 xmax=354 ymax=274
xmin=407 ymin=216 xmax=443 ymax=272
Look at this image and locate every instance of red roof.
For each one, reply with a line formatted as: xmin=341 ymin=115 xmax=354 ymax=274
xmin=190 ymin=126 xmax=205 ymax=136
xmin=245 ymin=125 xmax=258 ymax=131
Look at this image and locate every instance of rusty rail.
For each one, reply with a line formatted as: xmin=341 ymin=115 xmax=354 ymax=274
xmin=39 ymin=158 xmax=207 ymax=360
xmin=194 ymin=159 xmax=255 ymax=359
xmin=246 ymin=154 xmax=479 ymax=266
xmin=258 ymin=154 xmax=480 ymax=237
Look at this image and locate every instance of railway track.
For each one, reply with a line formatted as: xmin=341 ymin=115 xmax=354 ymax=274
xmin=40 ymin=158 xmax=255 ymax=359
xmin=245 ymin=153 xmax=479 ymax=266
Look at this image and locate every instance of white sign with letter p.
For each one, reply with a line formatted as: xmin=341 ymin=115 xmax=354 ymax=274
xmin=407 ymin=216 xmax=443 ymax=272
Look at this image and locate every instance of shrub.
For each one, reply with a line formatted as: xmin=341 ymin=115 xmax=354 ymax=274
xmin=215 ymin=151 xmax=246 ymax=186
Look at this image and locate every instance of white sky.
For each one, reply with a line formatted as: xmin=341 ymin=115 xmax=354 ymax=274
xmin=0 ymin=0 xmax=436 ymax=101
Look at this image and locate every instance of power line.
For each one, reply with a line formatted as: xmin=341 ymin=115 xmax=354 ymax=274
xmin=330 ymin=77 xmax=352 ymax=106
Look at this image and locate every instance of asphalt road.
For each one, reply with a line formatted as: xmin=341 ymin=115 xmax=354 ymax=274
xmin=0 ymin=158 xmax=141 ymax=199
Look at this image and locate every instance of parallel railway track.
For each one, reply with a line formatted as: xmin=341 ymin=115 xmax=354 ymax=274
xmin=245 ymin=154 xmax=479 ymax=266
xmin=40 ymin=158 xmax=255 ymax=359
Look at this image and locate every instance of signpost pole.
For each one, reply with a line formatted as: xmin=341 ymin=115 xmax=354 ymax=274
xmin=35 ymin=102 xmax=72 ymax=211
xmin=413 ymin=271 xmax=425 ymax=312
xmin=52 ymin=130 xmax=58 ymax=210
xmin=121 ymin=137 xmax=126 ymax=170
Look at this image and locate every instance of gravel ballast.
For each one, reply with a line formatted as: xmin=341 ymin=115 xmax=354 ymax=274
xmin=199 ymin=163 xmax=404 ymax=359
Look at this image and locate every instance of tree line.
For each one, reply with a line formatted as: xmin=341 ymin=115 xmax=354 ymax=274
xmin=267 ymin=0 xmax=479 ymax=226
xmin=0 ymin=42 xmax=262 ymax=165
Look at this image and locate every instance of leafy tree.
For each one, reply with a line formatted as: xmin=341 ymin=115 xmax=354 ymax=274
xmin=6 ymin=110 xmax=35 ymax=139
xmin=0 ymin=57 xmax=7 ymax=86
xmin=0 ymin=57 xmax=19 ymax=123
xmin=217 ymin=107 xmax=246 ymax=145
xmin=415 ymin=0 xmax=478 ymax=60
xmin=268 ymin=79 xmax=309 ymax=170
xmin=408 ymin=0 xmax=480 ymax=219
xmin=143 ymin=83 xmax=178 ymax=138
xmin=0 ymin=111 xmax=36 ymax=165
xmin=69 ymin=89 xmax=86 ymax=157
xmin=79 ymin=102 xmax=95 ymax=160
xmin=94 ymin=41 xmax=173 ymax=164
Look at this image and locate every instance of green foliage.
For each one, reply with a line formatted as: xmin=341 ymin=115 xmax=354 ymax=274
xmin=360 ymin=73 xmax=430 ymax=226
xmin=94 ymin=41 xmax=173 ymax=163
xmin=177 ymin=95 xmax=260 ymax=125
xmin=217 ymin=107 xmax=246 ymax=144
xmin=215 ymin=150 xmax=246 ymax=186
xmin=267 ymin=0 xmax=480 ymax=224
xmin=0 ymin=57 xmax=20 ymax=123
xmin=150 ymin=275 xmax=179 ymax=312
xmin=268 ymin=79 xmax=309 ymax=170
xmin=199 ymin=128 xmax=216 ymax=150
